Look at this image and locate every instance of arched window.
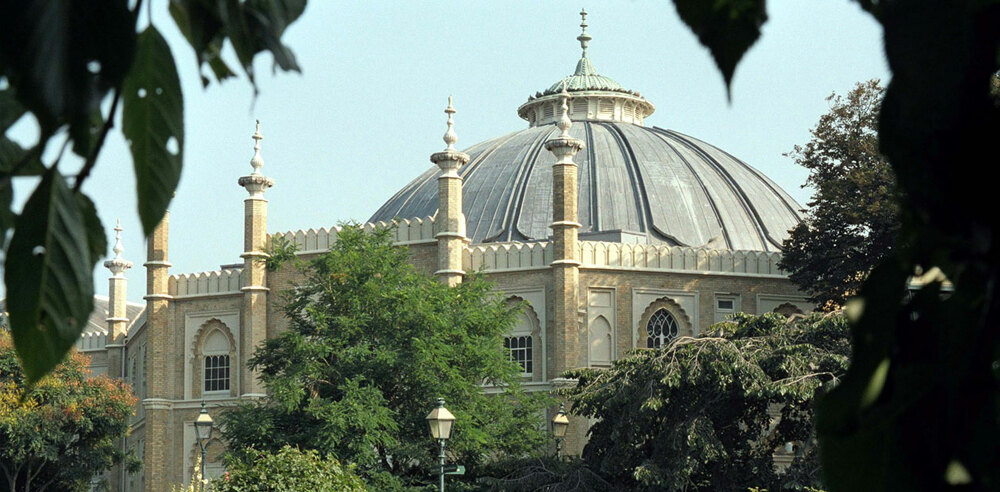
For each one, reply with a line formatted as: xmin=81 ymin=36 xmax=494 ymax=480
xmin=202 ymin=330 xmax=231 ymax=393
xmin=646 ymin=309 xmax=679 ymax=348
xmin=504 ymin=302 xmax=539 ymax=376
xmin=504 ymin=335 xmax=533 ymax=374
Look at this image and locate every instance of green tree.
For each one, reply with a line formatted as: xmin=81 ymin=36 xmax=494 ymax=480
xmin=779 ymin=80 xmax=898 ymax=310
xmin=220 ymin=225 xmax=549 ymax=487
xmin=666 ymin=0 xmax=1000 ymax=489
xmin=212 ymin=445 xmax=366 ymax=492
xmin=0 ymin=0 xmax=307 ymax=384
xmin=0 ymin=333 xmax=139 ymax=491
xmin=563 ymin=313 xmax=850 ymax=491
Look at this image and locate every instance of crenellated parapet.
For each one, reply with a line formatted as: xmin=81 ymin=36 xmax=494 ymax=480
xmin=169 ymin=269 xmax=244 ymax=297
xmin=465 ymin=242 xmax=553 ymax=272
xmin=270 ymin=216 xmax=436 ymax=255
xmin=76 ymin=330 xmax=108 ymax=351
xmin=458 ymin=240 xmax=785 ymax=276
xmin=580 ymin=241 xmax=786 ymax=276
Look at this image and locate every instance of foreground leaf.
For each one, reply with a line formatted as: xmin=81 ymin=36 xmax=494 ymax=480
xmin=3 ymin=169 xmax=97 ymax=384
xmin=123 ymin=26 xmax=184 ymax=235
xmin=0 ymin=87 xmax=26 ymax=132
xmin=672 ymin=0 xmax=767 ymax=97
xmin=0 ymin=1 xmax=135 ymax=136
xmin=168 ymin=0 xmax=305 ymax=89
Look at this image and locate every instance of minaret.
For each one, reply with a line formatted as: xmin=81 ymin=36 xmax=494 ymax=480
xmin=104 ymin=220 xmax=132 ymax=492
xmin=430 ymin=97 xmax=470 ymax=286
xmin=237 ymin=121 xmax=274 ymax=397
xmin=143 ymin=210 xmax=171 ymax=492
xmin=104 ymin=219 xmax=133 ymax=372
xmin=546 ymin=82 xmax=585 ymax=374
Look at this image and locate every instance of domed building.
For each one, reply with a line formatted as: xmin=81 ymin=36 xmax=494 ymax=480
xmin=80 ymin=11 xmax=813 ymax=491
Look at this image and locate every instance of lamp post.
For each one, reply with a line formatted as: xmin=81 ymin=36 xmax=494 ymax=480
xmin=194 ymin=401 xmax=214 ymax=490
xmin=426 ymin=398 xmax=455 ymax=492
xmin=552 ymin=402 xmax=569 ymax=458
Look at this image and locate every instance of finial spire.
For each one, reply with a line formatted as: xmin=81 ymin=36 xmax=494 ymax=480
xmin=250 ymin=119 xmax=264 ymax=175
xmin=443 ymin=96 xmax=458 ymax=151
xmin=577 ymin=8 xmax=591 ymax=57
xmin=104 ymin=218 xmax=133 ymax=277
xmin=239 ymin=119 xmax=274 ymax=198
xmin=558 ymin=81 xmax=572 ymax=137
xmin=112 ymin=218 xmax=124 ymax=259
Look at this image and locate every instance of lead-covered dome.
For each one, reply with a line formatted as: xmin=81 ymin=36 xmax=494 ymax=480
xmin=369 ymin=11 xmax=802 ymax=252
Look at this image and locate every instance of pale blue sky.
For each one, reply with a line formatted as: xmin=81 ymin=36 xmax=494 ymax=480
xmin=6 ymin=1 xmax=889 ymax=301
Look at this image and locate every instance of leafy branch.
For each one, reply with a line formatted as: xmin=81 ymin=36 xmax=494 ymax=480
xmin=0 ymin=0 xmax=308 ymax=383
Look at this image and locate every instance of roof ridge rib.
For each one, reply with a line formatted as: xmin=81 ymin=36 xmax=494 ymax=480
xmin=658 ymin=128 xmax=773 ymax=251
xmin=645 ymin=126 xmax=733 ymax=249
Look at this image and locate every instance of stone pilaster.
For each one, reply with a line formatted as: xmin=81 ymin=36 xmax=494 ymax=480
xmin=143 ymin=212 xmax=171 ymax=492
xmin=431 ymin=98 xmax=470 ymax=287
xmin=546 ymin=87 xmax=585 ymax=376
xmin=238 ymin=122 xmax=274 ymax=397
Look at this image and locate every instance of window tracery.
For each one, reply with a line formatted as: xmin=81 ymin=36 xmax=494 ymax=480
xmin=646 ymin=308 xmax=679 ymax=348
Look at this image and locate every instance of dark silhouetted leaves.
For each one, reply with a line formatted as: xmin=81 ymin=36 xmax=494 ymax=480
xmin=814 ymin=1 xmax=1000 ymax=490
xmin=169 ymin=0 xmax=305 ymax=89
xmin=672 ymin=0 xmax=766 ymax=97
xmin=2 ymin=169 xmax=102 ymax=384
xmin=0 ymin=87 xmax=26 ymax=132
xmin=0 ymin=0 xmax=307 ymax=384
xmin=123 ymin=27 xmax=184 ymax=235
xmin=0 ymin=0 xmax=135 ymax=138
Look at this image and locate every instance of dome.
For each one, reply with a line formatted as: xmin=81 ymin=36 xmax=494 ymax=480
xmin=370 ymin=122 xmax=802 ymax=251
xmin=369 ymin=11 xmax=802 ymax=252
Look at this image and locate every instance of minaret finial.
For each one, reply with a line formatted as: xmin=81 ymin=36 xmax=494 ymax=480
xmin=443 ymin=96 xmax=458 ymax=151
xmin=104 ymin=218 xmax=133 ymax=277
xmin=577 ymin=8 xmax=591 ymax=57
xmin=250 ymin=119 xmax=264 ymax=175
xmin=558 ymin=81 xmax=572 ymax=137
xmin=112 ymin=218 xmax=124 ymax=259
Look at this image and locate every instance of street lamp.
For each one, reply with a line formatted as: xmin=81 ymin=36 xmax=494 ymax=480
xmin=426 ymin=398 xmax=455 ymax=492
xmin=194 ymin=401 xmax=214 ymax=489
xmin=552 ymin=402 xmax=569 ymax=458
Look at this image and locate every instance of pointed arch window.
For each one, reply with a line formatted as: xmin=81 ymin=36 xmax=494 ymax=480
xmin=202 ymin=330 xmax=231 ymax=393
xmin=646 ymin=309 xmax=679 ymax=348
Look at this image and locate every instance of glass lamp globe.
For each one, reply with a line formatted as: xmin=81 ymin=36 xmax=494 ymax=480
xmin=426 ymin=398 xmax=455 ymax=440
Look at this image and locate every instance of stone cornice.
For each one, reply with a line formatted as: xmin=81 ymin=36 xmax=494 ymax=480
xmin=238 ymin=174 xmax=274 ymax=198
xmin=430 ymin=149 xmax=470 ymax=166
xmin=545 ymin=136 xmax=585 ymax=152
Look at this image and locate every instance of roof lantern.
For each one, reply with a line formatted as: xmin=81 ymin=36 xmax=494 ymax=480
xmin=517 ymin=10 xmax=655 ymax=127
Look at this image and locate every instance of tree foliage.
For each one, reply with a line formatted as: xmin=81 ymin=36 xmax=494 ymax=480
xmin=779 ymin=80 xmax=898 ymax=309
xmin=478 ymin=456 xmax=613 ymax=492
xmin=0 ymin=0 xmax=307 ymax=384
xmin=0 ymin=333 xmax=138 ymax=491
xmin=675 ymin=2 xmax=999 ymax=489
xmin=564 ymin=313 xmax=850 ymax=491
xmin=220 ymin=225 xmax=549 ymax=487
xmin=213 ymin=445 xmax=366 ymax=492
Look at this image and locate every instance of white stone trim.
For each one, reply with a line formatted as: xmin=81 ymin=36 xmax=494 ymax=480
xmin=76 ymin=330 xmax=107 ymax=351
xmin=170 ymin=269 xmax=243 ymax=297
xmin=756 ymin=294 xmax=814 ymax=315
xmin=271 ymin=216 xmax=437 ymax=255
xmin=580 ymin=241 xmax=786 ymax=276
xmin=499 ymin=287 xmax=547 ymax=381
xmin=632 ymin=289 xmax=699 ymax=348
xmin=184 ymin=311 xmax=240 ymax=401
xmin=586 ymin=286 xmax=617 ymax=367
xmin=465 ymin=242 xmax=552 ymax=272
